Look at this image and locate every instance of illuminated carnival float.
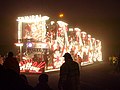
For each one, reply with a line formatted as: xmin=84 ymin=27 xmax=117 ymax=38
xmin=15 ymin=15 xmax=102 ymax=73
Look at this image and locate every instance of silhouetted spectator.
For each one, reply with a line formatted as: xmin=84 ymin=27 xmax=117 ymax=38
xmin=0 ymin=55 xmax=4 ymax=71
xmin=0 ymin=54 xmax=4 ymax=65
xmin=3 ymin=51 xmax=20 ymax=74
xmin=34 ymin=73 xmax=52 ymax=90
xmin=0 ymin=69 xmax=25 ymax=90
xmin=58 ymin=53 xmax=80 ymax=90
xmin=20 ymin=74 xmax=28 ymax=84
xmin=0 ymin=69 xmax=17 ymax=90
xmin=77 ymin=54 xmax=82 ymax=69
xmin=20 ymin=74 xmax=34 ymax=90
xmin=43 ymin=49 xmax=49 ymax=70
xmin=115 ymin=54 xmax=120 ymax=73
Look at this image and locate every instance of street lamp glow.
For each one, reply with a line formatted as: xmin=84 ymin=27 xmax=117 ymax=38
xmin=59 ymin=13 xmax=64 ymax=18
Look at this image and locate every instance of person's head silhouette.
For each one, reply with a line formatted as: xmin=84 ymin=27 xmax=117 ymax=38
xmin=39 ymin=73 xmax=48 ymax=83
xmin=8 ymin=52 xmax=14 ymax=57
xmin=63 ymin=53 xmax=73 ymax=62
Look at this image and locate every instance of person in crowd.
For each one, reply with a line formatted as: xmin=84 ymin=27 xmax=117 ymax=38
xmin=43 ymin=49 xmax=49 ymax=70
xmin=3 ymin=51 xmax=20 ymax=74
xmin=34 ymin=73 xmax=52 ymax=90
xmin=20 ymin=74 xmax=29 ymax=85
xmin=0 ymin=54 xmax=4 ymax=72
xmin=116 ymin=54 xmax=120 ymax=73
xmin=58 ymin=53 xmax=80 ymax=90
xmin=109 ymin=56 xmax=113 ymax=65
xmin=20 ymin=74 xmax=34 ymax=90
xmin=0 ymin=68 xmax=33 ymax=90
xmin=0 ymin=54 xmax=4 ymax=65
xmin=77 ymin=54 xmax=82 ymax=70
xmin=112 ymin=56 xmax=118 ymax=72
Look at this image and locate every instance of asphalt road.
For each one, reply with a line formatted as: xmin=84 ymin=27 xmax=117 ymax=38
xmin=25 ymin=61 xmax=120 ymax=90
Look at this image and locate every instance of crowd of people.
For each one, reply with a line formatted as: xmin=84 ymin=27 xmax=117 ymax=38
xmin=0 ymin=51 xmax=81 ymax=90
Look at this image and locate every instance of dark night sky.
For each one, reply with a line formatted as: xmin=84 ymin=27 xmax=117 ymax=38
xmin=0 ymin=0 xmax=120 ymax=59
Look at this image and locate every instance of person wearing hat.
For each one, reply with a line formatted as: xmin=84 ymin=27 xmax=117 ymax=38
xmin=58 ymin=53 xmax=80 ymax=90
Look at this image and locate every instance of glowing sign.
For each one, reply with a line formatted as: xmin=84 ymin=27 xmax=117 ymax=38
xmin=17 ymin=15 xmax=49 ymax=22
xmin=15 ymin=43 xmax=23 ymax=46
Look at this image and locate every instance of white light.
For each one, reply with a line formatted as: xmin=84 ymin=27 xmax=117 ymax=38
xmin=81 ymin=31 xmax=86 ymax=34
xmin=51 ymin=21 xmax=55 ymax=25
xmin=69 ymin=28 xmax=73 ymax=31
xmin=88 ymin=34 xmax=91 ymax=38
xmin=27 ymin=43 xmax=33 ymax=47
xmin=15 ymin=43 xmax=23 ymax=46
xmin=42 ymin=16 xmax=49 ymax=20
xmin=57 ymin=21 xmax=68 ymax=26
xmin=74 ymin=28 xmax=81 ymax=31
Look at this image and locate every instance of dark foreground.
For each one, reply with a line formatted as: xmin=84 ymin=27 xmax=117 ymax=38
xmin=26 ymin=61 xmax=120 ymax=90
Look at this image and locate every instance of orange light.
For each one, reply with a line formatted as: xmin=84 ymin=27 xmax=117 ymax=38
xmin=59 ymin=13 xmax=64 ymax=18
